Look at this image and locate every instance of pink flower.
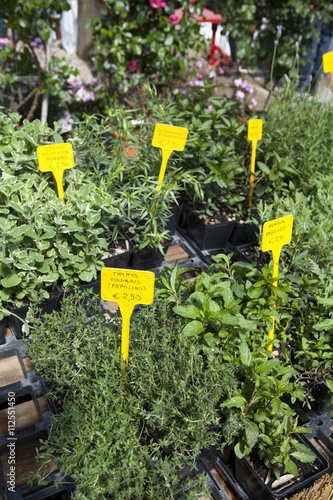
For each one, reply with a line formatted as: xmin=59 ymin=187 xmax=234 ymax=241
xmin=189 ymin=80 xmax=205 ymax=87
xmin=150 ymin=0 xmax=160 ymax=7
xmin=0 ymin=38 xmax=10 ymax=48
xmin=169 ymin=14 xmax=180 ymax=25
xmin=207 ymin=105 xmax=213 ymax=111
xmin=235 ymin=90 xmax=245 ymax=101
xmin=195 ymin=60 xmax=203 ymax=69
xmin=250 ymin=97 xmax=257 ymax=107
xmin=233 ymin=78 xmax=243 ymax=87
xmin=209 ymin=71 xmax=216 ymax=79
xmin=126 ymin=61 xmax=137 ymax=72
xmin=150 ymin=0 xmax=166 ymax=7
xmin=195 ymin=73 xmax=203 ymax=79
xmin=218 ymin=66 xmax=224 ymax=75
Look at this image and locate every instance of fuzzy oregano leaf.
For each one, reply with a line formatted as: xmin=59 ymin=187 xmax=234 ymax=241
xmin=1 ymin=274 xmax=22 ymax=288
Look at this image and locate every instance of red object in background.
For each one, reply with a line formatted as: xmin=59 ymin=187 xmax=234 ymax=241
xmin=174 ymin=4 xmax=233 ymax=67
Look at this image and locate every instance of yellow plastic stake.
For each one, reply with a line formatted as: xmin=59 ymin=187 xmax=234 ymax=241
xmin=152 ymin=123 xmax=188 ymax=192
xmin=261 ymin=214 xmax=293 ymax=351
xmin=248 ymin=119 xmax=262 ymax=209
xmin=37 ymin=143 xmax=75 ymax=201
xmin=101 ymin=268 xmax=155 ymax=363
xmin=323 ymin=51 xmax=333 ymax=90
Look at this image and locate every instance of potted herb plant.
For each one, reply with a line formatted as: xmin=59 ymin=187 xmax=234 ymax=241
xmin=26 ymin=292 xmax=235 ymax=498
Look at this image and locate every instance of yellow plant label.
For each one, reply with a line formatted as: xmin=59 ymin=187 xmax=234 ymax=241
xmin=248 ymin=119 xmax=263 ymax=208
xmin=37 ymin=143 xmax=74 ymax=200
xmin=101 ymin=268 xmax=155 ymax=362
xmin=101 ymin=268 xmax=155 ymax=305
xmin=261 ymin=214 xmax=293 ymax=351
xmin=152 ymin=123 xmax=189 ymax=197
xmin=248 ymin=119 xmax=262 ymax=142
xmin=152 ymin=123 xmax=188 ymax=152
xmin=261 ymin=214 xmax=293 ymax=253
xmin=323 ymin=51 xmax=333 ymax=73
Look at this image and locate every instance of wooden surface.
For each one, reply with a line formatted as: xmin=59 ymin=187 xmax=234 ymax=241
xmin=165 ymin=244 xmax=190 ymax=264
xmin=0 ymin=400 xmax=41 ymax=436
xmin=210 ymin=467 xmax=239 ymax=499
xmin=0 ymin=438 xmax=57 ymax=488
xmin=0 ymin=355 xmax=25 ymax=388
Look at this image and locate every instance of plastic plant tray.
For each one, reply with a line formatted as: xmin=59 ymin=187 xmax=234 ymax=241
xmin=179 ymin=206 xmax=236 ymax=251
xmin=0 ymin=385 xmax=52 ymax=447
xmin=0 ymin=428 xmax=74 ymax=500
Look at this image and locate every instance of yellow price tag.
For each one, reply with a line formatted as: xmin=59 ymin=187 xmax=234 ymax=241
xmin=248 ymin=119 xmax=262 ymax=209
xmin=248 ymin=119 xmax=262 ymax=142
xmin=152 ymin=123 xmax=188 ymax=191
xmin=323 ymin=51 xmax=333 ymax=74
xmin=323 ymin=51 xmax=333 ymax=90
xmin=101 ymin=268 xmax=155 ymax=362
xmin=37 ymin=143 xmax=74 ymax=201
xmin=261 ymin=214 xmax=293 ymax=351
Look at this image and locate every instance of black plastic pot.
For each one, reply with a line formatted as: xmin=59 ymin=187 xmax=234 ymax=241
xmin=233 ymin=243 xmax=270 ymax=269
xmin=7 ymin=290 xmax=60 ymax=339
xmin=229 ymin=222 xmax=259 ymax=248
xmin=0 ymin=318 xmax=7 ymax=346
xmin=284 ymin=382 xmax=333 ymax=440
xmin=130 ymin=245 xmax=169 ymax=270
xmin=102 ymin=235 xmax=134 ymax=269
xmin=179 ymin=206 xmax=236 ymax=251
xmin=102 ymin=247 xmax=133 ymax=269
xmin=165 ymin=204 xmax=183 ymax=237
xmin=234 ymin=434 xmax=329 ymax=500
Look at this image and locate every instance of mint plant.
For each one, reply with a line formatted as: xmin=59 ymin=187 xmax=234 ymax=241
xmin=168 ymin=254 xmax=290 ymax=354
xmin=220 ymin=343 xmax=313 ymax=479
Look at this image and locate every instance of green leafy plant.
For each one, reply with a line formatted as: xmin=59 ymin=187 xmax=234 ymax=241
xmin=216 ymin=1 xmax=330 ymax=80
xmin=89 ymin=0 xmax=208 ymax=101
xmin=0 ymin=0 xmax=70 ymax=120
xmin=27 ymin=293 xmax=235 ymax=498
xmin=168 ymin=254 xmax=290 ymax=354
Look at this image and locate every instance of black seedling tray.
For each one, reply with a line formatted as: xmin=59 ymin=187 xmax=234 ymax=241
xmin=0 ymin=385 xmax=52 ymax=447
xmin=0 ymin=428 xmax=74 ymax=500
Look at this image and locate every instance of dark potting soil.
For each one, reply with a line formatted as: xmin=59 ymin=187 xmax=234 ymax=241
xmin=102 ymin=239 xmax=131 ymax=259
xmin=203 ymin=210 xmax=237 ymax=225
xmin=242 ymin=247 xmax=270 ymax=267
xmin=250 ymin=454 xmax=321 ymax=492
